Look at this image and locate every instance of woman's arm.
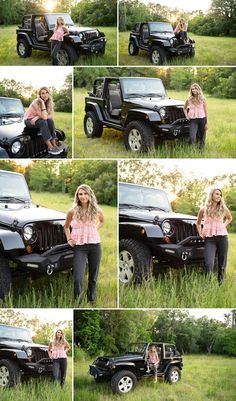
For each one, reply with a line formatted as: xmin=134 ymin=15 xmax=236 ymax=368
xmin=196 ymin=208 xmax=204 ymax=237
xmin=183 ymin=100 xmax=189 ymax=119
xmin=47 ymin=107 xmax=54 ymax=120
xmin=64 ymin=209 xmax=75 ymax=247
xmin=65 ymin=340 xmax=71 ymax=351
xmin=96 ymin=209 xmax=105 ymax=230
xmin=48 ymin=342 xmax=53 ymax=358
xmin=224 ymin=207 xmax=232 ymax=227
xmin=203 ymin=100 xmax=208 ymax=130
xmin=32 ymin=99 xmax=47 ymax=120
xmin=63 ymin=25 xmax=69 ymax=36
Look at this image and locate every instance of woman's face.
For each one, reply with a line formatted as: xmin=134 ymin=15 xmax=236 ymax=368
xmin=58 ymin=18 xmax=64 ymax=25
xmin=78 ymin=189 xmax=90 ymax=205
xmin=39 ymin=89 xmax=50 ymax=101
xmin=191 ymin=86 xmax=199 ymax=95
xmin=56 ymin=330 xmax=63 ymax=338
xmin=212 ymin=189 xmax=222 ymax=203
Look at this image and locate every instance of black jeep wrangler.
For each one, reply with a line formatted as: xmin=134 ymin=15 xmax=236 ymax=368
xmin=119 ymin=182 xmax=204 ymax=284
xmin=0 ymin=97 xmax=67 ymax=159
xmin=90 ymin=342 xmax=183 ymax=394
xmin=0 ymin=324 xmax=52 ymax=387
xmin=84 ymin=77 xmax=190 ymax=152
xmin=0 ymin=169 xmax=73 ymax=299
xmin=16 ymin=13 xmax=106 ymax=66
xmin=128 ymin=22 xmax=195 ymax=65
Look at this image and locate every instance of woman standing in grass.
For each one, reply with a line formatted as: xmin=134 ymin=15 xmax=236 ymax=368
xmin=50 ymin=16 xmax=69 ymax=65
xmin=24 ymin=86 xmax=64 ymax=155
xmin=64 ymin=184 xmax=104 ymax=304
xmin=48 ymin=329 xmax=70 ymax=388
xmin=184 ymin=83 xmax=208 ymax=149
xmin=197 ymin=188 xmax=232 ymax=285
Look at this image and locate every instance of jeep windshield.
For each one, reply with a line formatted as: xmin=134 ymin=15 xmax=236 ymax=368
xmin=127 ymin=343 xmax=146 ymax=353
xmin=0 ymin=171 xmax=31 ymax=203
xmin=0 ymin=98 xmax=24 ymax=117
xmin=121 ymin=78 xmax=166 ymax=98
xmin=119 ymin=183 xmax=172 ymax=212
xmin=149 ymin=22 xmax=174 ymax=34
xmin=0 ymin=326 xmax=32 ymax=343
xmin=45 ymin=13 xmax=74 ymax=28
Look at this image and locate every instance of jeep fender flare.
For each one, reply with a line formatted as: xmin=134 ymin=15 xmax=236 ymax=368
xmin=129 ymin=34 xmax=139 ymax=47
xmin=163 ymin=361 xmax=182 ymax=374
xmin=114 ymin=362 xmax=135 ymax=367
xmin=66 ymin=35 xmax=82 ymax=44
xmin=85 ymin=102 xmax=103 ymax=122
xmin=0 ymin=349 xmax=26 ymax=360
xmin=150 ymin=39 xmax=171 ymax=48
xmin=0 ymin=146 xmax=9 ymax=158
xmin=124 ymin=109 xmax=161 ymax=127
xmin=17 ymin=32 xmax=33 ymax=46
xmin=119 ymin=222 xmax=163 ymax=240
xmin=0 ymin=229 xmax=25 ymax=251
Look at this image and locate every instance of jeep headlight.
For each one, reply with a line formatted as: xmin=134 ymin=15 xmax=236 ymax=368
xmin=162 ymin=220 xmax=173 ymax=235
xmin=23 ymin=225 xmax=37 ymax=243
xmin=79 ymin=33 xmax=83 ymax=40
xmin=26 ymin=348 xmax=32 ymax=357
xmin=11 ymin=140 xmax=23 ymax=155
xmin=159 ymin=108 xmax=166 ymax=118
xmin=170 ymin=38 xmax=174 ymax=45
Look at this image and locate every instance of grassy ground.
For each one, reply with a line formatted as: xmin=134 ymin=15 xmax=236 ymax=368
xmin=119 ymin=234 xmax=236 ymax=309
xmin=0 ymin=192 xmax=117 ymax=309
xmin=74 ymin=88 xmax=236 ymax=158
xmin=0 ymin=356 xmax=72 ymax=401
xmin=119 ymin=31 xmax=236 ymax=66
xmin=0 ymin=26 xmax=117 ymax=66
xmin=74 ymin=354 xmax=236 ymax=401
xmin=54 ymin=112 xmax=72 ymax=158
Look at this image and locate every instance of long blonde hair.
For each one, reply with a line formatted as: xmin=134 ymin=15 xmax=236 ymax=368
xmin=205 ymin=188 xmax=227 ymax=218
xmin=54 ymin=17 xmax=67 ymax=32
xmin=73 ymin=184 xmax=100 ymax=222
xmin=52 ymin=328 xmax=66 ymax=345
xmin=37 ymin=86 xmax=54 ymax=113
xmin=188 ymin=83 xmax=205 ymax=105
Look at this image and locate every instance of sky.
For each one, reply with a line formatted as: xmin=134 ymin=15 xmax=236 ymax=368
xmin=11 ymin=308 xmax=73 ymax=324
xmin=0 ymin=66 xmax=72 ymax=90
xmin=140 ymin=0 xmax=211 ymax=12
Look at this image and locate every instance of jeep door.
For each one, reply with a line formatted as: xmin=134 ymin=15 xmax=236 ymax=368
xmin=32 ymin=16 xmax=50 ymax=48
xmin=104 ymin=79 xmax=122 ymax=122
xmin=140 ymin=23 xmax=150 ymax=47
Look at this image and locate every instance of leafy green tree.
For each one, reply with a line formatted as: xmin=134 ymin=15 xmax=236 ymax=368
xmin=214 ymin=328 xmax=236 ymax=356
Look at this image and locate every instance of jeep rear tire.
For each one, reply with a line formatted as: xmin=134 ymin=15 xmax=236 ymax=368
xmin=150 ymin=46 xmax=167 ymax=65
xmin=84 ymin=111 xmax=103 ymax=138
xmin=166 ymin=366 xmax=181 ymax=384
xmin=189 ymin=48 xmax=195 ymax=58
xmin=0 ymin=360 xmax=20 ymax=388
xmin=17 ymin=39 xmax=32 ymax=58
xmin=124 ymin=121 xmax=154 ymax=152
xmin=0 ymin=256 xmax=12 ymax=299
xmin=128 ymin=41 xmax=139 ymax=56
xmin=56 ymin=44 xmax=77 ymax=66
xmin=111 ymin=370 xmax=137 ymax=394
xmin=119 ymin=239 xmax=153 ymax=284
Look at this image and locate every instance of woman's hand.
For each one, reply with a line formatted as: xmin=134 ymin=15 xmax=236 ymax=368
xmin=205 ymin=123 xmax=208 ymax=130
xmin=67 ymin=239 xmax=75 ymax=247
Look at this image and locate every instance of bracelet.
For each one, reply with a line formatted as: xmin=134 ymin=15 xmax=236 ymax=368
xmin=41 ymin=108 xmax=46 ymax=111
xmin=67 ymin=239 xmax=71 ymax=242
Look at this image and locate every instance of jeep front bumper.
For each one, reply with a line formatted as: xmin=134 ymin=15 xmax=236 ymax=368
xmin=167 ymin=44 xmax=195 ymax=56
xmin=152 ymin=236 xmax=204 ymax=262
xmin=14 ymin=244 xmax=73 ymax=275
xmin=20 ymin=359 xmax=53 ymax=376
xmin=89 ymin=365 xmax=111 ymax=379
xmin=152 ymin=118 xmax=190 ymax=139
xmin=80 ymin=37 xmax=106 ymax=53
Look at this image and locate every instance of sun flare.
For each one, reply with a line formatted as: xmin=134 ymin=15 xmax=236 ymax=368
xmin=44 ymin=0 xmax=55 ymax=12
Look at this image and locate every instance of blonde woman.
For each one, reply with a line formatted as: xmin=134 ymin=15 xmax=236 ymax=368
xmin=24 ymin=86 xmax=63 ymax=155
xmin=64 ymin=184 xmax=105 ymax=303
xmin=48 ymin=329 xmax=70 ymax=388
xmin=174 ymin=18 xmax=188 ymax=42
xmin=197 ymin=188 xmax=232 ymax=284
xmin=50 ymin=17 xmax=69 ymax=65
xmin=184 ymin=83 xmax=208 ymax=149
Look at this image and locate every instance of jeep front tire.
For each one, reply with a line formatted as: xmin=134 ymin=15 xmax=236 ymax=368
xmin=166 ymin=366 xmax=181 ymax=384
xmin=0 ymin=255 xmax=12 ymax=299
xmin=150 ymin=46 xmax=167 ymax=65
xmin=56 ymin=44 xmax=77 ymax=66
xmin=17 ymin=39 xmax=32 ymax=58
xmin=119 ymin=239 xmax=153 ymax=284
xmin=128 ymin=41 xmax=139 ymax=56
xmin=124 ymin=121 xmax=154 ymax=152
xmin=111 ymin=370 xmax=137 ymax=394
xmin=0 ymin=360 xmax=20 ymax=388
xmin=84 ymin=111 xmax=103 ymax=138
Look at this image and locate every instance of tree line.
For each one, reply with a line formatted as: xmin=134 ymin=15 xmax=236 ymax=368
xmin=0 ymin=0 xmax=117 ymax=26
xmin=119 ymin=0 xmax=236 ymax=37
xmin=74 ymin=67 xmax=236 ymax=99
xmin=0 ymin=74 xmax=72 ymax=112
xmin=0 ymin=160 xmax=117 ymax=207
xmin=74 ymin=309 xmax=236 ymax=358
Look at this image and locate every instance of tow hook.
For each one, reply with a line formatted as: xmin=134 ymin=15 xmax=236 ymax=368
xmin=181 ymin=251 xmax=189 ymax=261
xmin=46 ymin=264 xmax=54 ymax=275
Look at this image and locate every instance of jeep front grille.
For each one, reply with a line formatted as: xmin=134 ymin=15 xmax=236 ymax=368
xmin=174 ymin=221 xmax=198 ymax=243
xmin=31 ymin=347 xmax=50 ymax=363
xmin=25 ymin=135 xmax=47 ymax=158
xmin=166 ymin=107 xmax=185 ymax=124
xmin=35 ymin=222 xmax=66 ymax=252
xmin=84 ymin=30 xmax=99 ymax=41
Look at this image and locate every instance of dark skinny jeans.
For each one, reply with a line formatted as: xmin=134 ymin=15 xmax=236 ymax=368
xmin=204 ymin=235 xmax=228 ymax=283
xmin=51 ymin=40 xmax=62 ymax=65
xmin=73 ymin=243 xmax=102 ymax=302
xmin=25 ymin=118 xmax=56 ymax=143
xmin=189 ymin=117 xmax=206 ymax=149
xmin=52 ymin=358 xmax=67 ymax=387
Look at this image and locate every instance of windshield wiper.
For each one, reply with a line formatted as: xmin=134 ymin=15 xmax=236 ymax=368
xmin=0 ymin=113 xmax=23 ymax=117
xmin=0 ymin=336 xmax=15 ymax=341
xmin=0 ymin=196 xmax=28 ymax=203
xmin=145 ymin=93 xmax=164 ymax=97
xmin=141 ymin=205 xmax=168 ymax=212
xmin=119 ymin=203 xmax=146 ymax=209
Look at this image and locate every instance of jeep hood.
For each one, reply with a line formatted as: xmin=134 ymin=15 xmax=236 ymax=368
xmin=119 ymin=207 xmax=197 ymax=223
xmin=0 ymin=339 xmax=48 ymax=350
xmin=96 ymin=353 xmax=143 ymax=363
xmin=0 ymin=118 xmax=25 ymax=142
xmin=68 ymin=26 xmax=99 ymax=34
xmin=0 ymin=203 xmax=66 ymax=226
xmin=150 ymin=32 xmax=175 ymax=40
xmin=124 ymin=97 xmax=184 ymax=109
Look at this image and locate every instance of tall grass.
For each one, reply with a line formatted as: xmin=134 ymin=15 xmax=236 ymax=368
xmin=119 ymin=31 xmax=236 ymax=66
xmin=0 ymin=357 xmax=72 ymax=401
xmin=74 ymin=88 xmax=236 ymax=158
xmin=0 ymin=192 xmax=117 ymax=309
xmin=0 ymin=26 xmax=117 ymax=66
xmin=74 ymin=354 xmax=236 ymax=401
xmin=120 ymin=234 xmax=236 ymax=309
xmin=54 ymin=112 xmax=72 ymax=158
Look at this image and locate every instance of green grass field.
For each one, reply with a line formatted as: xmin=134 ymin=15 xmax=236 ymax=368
xmin=74 ymin=88 xmax=236 ymax=159
xmin=0 ymin=25 xmax=117 ymax=66
xmin=120 ymin=234 xmax=236 ymax=309
xmin=0 ymin=356 xmax=72 ymax=401
xmin=0 ymin=192 xmax=117 ymax=309
xmin=74 ymin=354 xmax=236 ymax=401
xmin=119 ymin=31 xmax=236 ymax=66
xmin=54 ymin=112 xmax=72 ymax=158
